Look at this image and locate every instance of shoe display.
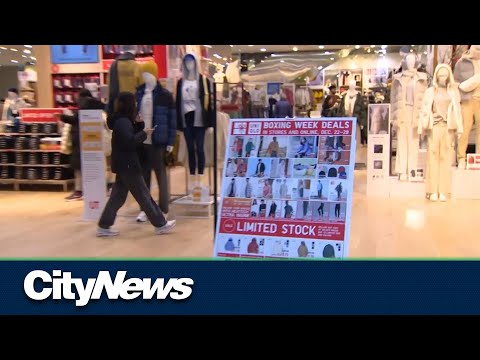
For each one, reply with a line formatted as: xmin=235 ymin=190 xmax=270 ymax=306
xmin=65 ymin=191 xmax=83 ymax=201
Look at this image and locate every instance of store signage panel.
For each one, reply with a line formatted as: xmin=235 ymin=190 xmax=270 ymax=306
xmin=213 ymin=117 xmax=356 ymax=260
xmin=19 ymin=108 xmax=64 ymax=123
xmin=50 ymin=45 xmax=99 ymax=64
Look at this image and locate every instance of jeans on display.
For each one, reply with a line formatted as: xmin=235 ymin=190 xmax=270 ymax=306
xmin=457 ymin=99 xmax=480 ymax=161
xmin=138 ymin=144 xmax=169 ymax=213
xmin=183 ymin=111 xmax=206 ymax=175
xmin=395 ymin=105 xmax=419 ymax=176
xmin=98 ymin=173 xmax=167 ymax=229
xmin=426 ymin=122 xmax=453 ymax=195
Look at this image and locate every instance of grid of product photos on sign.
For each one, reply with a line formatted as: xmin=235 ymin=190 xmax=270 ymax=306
xmin=214 ymin=117 xmax=356 ymax=260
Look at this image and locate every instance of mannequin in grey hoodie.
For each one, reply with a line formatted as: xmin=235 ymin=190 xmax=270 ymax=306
xmin=454 ymin=45 xmax=480 ymax=169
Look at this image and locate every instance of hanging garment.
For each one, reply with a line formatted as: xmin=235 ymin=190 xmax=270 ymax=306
xmin=323 ymin=244 xmax=335 ymax=258
xmin=247 ymin=239 xmax=259 ymax=254
xmin=224 ymin=239 xmax=235 ymax=252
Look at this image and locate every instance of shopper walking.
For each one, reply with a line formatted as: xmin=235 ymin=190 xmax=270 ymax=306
xmin=56 ymin=89 xmax=105 ymax=201
xmin=97 ymin=92 xmax=175 ymax=237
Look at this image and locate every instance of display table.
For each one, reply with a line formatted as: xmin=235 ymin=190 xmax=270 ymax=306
xmin=172 ymin=195 xmax=215 ymax=218
xmin=451 ymin=169 xmax=480 ymax=200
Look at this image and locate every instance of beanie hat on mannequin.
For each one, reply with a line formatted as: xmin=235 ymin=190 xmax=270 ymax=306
xmin=141 ymin=61 xmax=158 ymax=79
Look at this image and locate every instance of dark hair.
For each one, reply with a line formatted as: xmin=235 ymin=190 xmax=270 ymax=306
xmin=78 ymin=89 xmax=92 ymax=98
xmin=7 ymin=88 xmax=18 ymax=95
xmin=114 ymin=92 xmax=137 ymax=122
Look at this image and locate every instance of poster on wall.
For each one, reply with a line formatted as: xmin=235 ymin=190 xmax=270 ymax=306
xmin=213 ymin=117 xmax=357 ymax=260
xmin=79 ymin=110 xmax=107 ymax=221
xmin=366 ymin=104 xmax=391 ymax=196
xmin=50 ymin=45 xmax=99 ymax=64
xmin=466 ymin=154 xmax=480 ymax=170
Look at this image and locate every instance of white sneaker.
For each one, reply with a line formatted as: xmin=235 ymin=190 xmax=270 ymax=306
xmin=155 ymin=220 xmax=176 ymax=235
xmin=458 ymin=159 xmax=466 ymax=169
xmin=96 ymin=227 xmax=120 ymax=237
xmin=439 ymin=193 xmax=447 ymax=202
xmin=136 ymin=211 xmax=147 ymax=223
xmin=430 ymin=193 xmax=438 ymax=202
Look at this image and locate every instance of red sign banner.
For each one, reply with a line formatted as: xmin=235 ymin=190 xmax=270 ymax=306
xmin=19 ymin=108 xmax=64 ymax=123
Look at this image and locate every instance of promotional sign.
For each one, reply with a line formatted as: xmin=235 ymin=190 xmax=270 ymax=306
xmin=214 ymin=117 xmax=356 ymax=260
xmin=466 ymin=154 xmax=480 ymax=170
xmin=50 ymin=45 xmax=99 ymax=64
xmin=366 ymin=104 xmax=391 ymax=196
xmin=19 ymin=108 xmax=64 ymax=123
xmin=79 ymin=110 xmax=107 ymax=221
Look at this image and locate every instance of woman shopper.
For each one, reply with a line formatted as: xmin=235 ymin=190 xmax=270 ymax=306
xmin=97 ymin=92 xmax=176 ymax=237
xmin=57 ymin=89 xmax=105 ymax=201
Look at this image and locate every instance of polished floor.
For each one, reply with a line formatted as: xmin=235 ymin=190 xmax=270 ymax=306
xmin=0 ymin=166 xmax=479 ymax=258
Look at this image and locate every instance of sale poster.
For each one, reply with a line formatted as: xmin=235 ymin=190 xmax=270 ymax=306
xmin=79 ymin=110 xmax=107 ymax=221
xmin=214 ymin=117 xmax=356 ymax=260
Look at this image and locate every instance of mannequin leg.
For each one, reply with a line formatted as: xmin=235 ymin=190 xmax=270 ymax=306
xmin=183 ymin=126 xmax=197 ymax=176
xmin=457 ymin=100 xmax=474 ymax=163
xmin=426 ymin=126 xmax=441 ymax=195
xmin=395 ymin=125 xmax=407 ymax=176
xmin=474 ymin=99 xmax=480 ymax=154
xmin=194 ymin=126 xmax=207 ymax=175
xmin=438 ymin=126 xmax=452 ymax=195
xmin=407 ymin=125 xmax=419 ymax=175
xmin=152 ymin=146 xmax=169 ymax=214
xmin=139 ymin=144 xmax=153 ymax=190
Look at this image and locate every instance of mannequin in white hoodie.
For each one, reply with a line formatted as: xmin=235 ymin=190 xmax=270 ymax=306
xmin=391 ymin=53 xmax=428 ymax=181
xmin=418 ymin=64 xmax=463 ymax=202
xmin=454 ymin=45 xmax=480 ymax=169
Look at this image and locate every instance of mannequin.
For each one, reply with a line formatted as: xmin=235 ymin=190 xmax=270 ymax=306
xmin=225 ymin=59 xmax=241 ymax=83
xmin=454 ymin=45 xmax=480 ymax=169
xmin=251 ymin=85 xmax=265 ymax=118
xmin=337 ymin=80 xmax=367 ymax=146
xmin=107 ymin=45 xmax=142 ymax=116
xmin=418 ymin=64 xmax=463 ymax=202
xmin=391 ymin=53 xmax=428 ymax=181
xmin=4 ymin=88 xmax=27 ymax=121
xmin=176 ymin=53 xmax=214 ymax=187
xmin=213 ymin=64 xmax=226 ymax=93
xmin=135 ymin=61 xmax=176 ymax=222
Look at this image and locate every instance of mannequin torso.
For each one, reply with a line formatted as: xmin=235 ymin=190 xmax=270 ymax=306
xmin=141 ymin=73 xmax=156 ymax=144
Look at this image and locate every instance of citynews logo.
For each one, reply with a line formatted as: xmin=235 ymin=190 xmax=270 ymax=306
xmin=23 ymin=270 xmax=194 ymax=307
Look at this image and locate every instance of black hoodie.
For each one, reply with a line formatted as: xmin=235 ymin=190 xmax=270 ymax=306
xmin=107 ymin=114 xmax=146 ymax=174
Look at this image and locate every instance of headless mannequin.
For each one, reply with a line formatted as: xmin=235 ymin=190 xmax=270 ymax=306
xmin=107 ymin=45 xmax=141 ymax=116
xmin=454 ymin=45 xmax=480 ymax=169
xmin=391 ymin=53 xmax=427 ymax=181
xmin=339 ymin=80 xmax=367 ymax=145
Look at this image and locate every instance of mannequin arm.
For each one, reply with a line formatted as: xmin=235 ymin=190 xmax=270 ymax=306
xmin=458 ymin=73 xmax=480 ymax=93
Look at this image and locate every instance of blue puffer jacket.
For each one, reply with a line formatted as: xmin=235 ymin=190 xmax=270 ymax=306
xmin=135 ymin=82 xmax=177 ymax=147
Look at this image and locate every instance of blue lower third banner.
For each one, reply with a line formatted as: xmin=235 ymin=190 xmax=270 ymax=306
xmin=1 ymin=260 xmax=480 ymax=315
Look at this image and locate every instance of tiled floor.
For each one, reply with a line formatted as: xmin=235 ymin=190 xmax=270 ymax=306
xmin=0 ymin=167 xmax=478 ymax=258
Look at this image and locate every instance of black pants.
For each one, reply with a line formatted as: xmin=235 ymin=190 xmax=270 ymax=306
xmin=360 ymin=125 xmax=368 ymax=145
xmin=183 ymin=111 xmax=206 ymax=175
xmin=98 ymin=173 xmax=166 ymax=229
xmin=138 ymin=144 xmax=169 ymax=213
xmin=335 ymin=203 xmax=341 ymax=218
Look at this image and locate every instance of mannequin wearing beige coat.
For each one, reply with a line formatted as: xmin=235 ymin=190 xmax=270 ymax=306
xmin=418 ymin=64 xmax=463 ymax=202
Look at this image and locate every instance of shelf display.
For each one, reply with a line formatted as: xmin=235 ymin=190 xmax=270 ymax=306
xmin=52 ymin=74 xmax=101 ymax=108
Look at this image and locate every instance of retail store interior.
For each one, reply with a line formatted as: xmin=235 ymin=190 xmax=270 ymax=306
xmin=0 ymin=44 xmax=478 ymax=258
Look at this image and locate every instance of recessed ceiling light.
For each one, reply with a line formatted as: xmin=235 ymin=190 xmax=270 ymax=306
xmin=11 ymin=60 xmax=18 ymax=63
xmin=0 ymin=47 xmax=6 ymax=50
xmin=324 ymin=51 xmax=330 ymax=55
xmin=229 ymin=45 xmax=233 ymax=47
xmin=318 ymin=45 xmax=325 ymax=49
xmin=22 ymin=55 xmax=27 ymax=58
xmin=23 ymin=49 xmax=31 ymax=54
xmin=292 ymin=47 xmax=298 ymax=51
xmin=280 ymin=60 xmax=285 ymax=63
xmin=317 ymin=66 xmax=323 ymax=70
xmin=261 ymin=60 xmax=265 ymax=63
xmin=370 ymin=45 xmax=376 ymax=48
xmin=411 ymin=45 xmax=415 ymax=47
xmin=203 ymin=45 xmax=212 ymax=48
xmin=355 ymin=45 xmax=360 ymax=49
xmin=381 ymin=45 xmax=387 ymax=49
xmin=248 ymin=45 xmax=254 ymax=47
xmin=10 ymin=48 xmax=18 ymax=52
xmin=30 ymin=56 xmax=37 ymax=60
xmin=260 ymin=48 xmax=266 ymax=52
xmin=223 ymin=57 xmax=227 ymax=61
xmin=424 ymin=51 xmax=428 ymax=55
xmin=24 ymin=45 xmax=32 ymax=48
xmin=410 ymin=49 xmax=414 ymax=52
xmin=330 ymin=57 xmax=334 ymax=60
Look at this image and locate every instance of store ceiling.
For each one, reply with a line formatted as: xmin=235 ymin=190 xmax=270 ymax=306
xmin=0 ymin=45 xmax=36 ymax=67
